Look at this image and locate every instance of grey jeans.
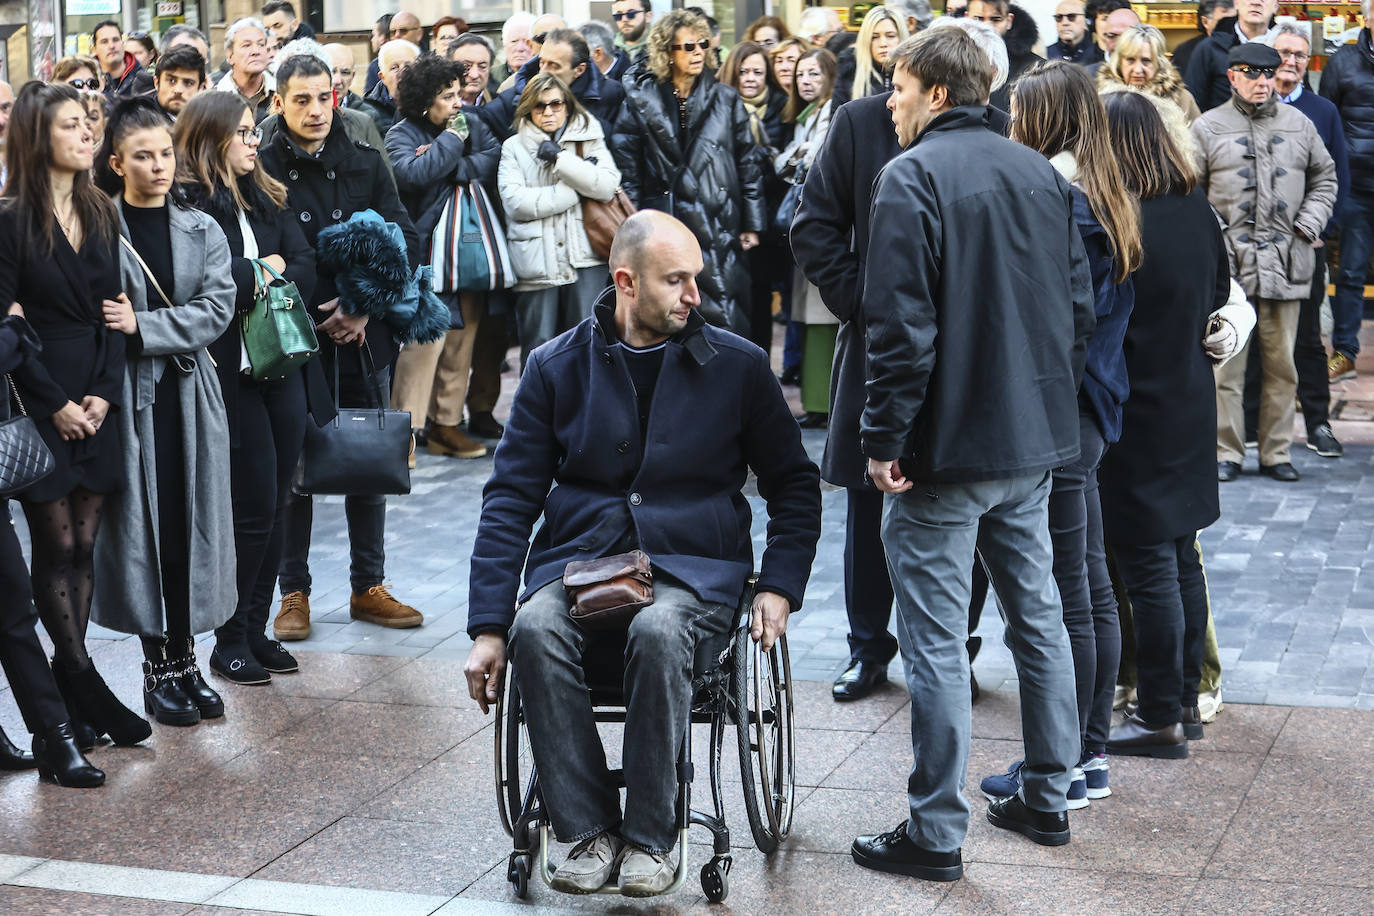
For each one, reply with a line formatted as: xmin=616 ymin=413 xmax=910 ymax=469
xmin=508 ymin=577 xmax=732 ymax=854
xmin=882 ymin=471 xmax=1078 ymax=853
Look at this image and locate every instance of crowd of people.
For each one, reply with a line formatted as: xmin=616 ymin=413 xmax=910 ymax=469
xmin=0 ymin=0 xmax=1363 ymax=896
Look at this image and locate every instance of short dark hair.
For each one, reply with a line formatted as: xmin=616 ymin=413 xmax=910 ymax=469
xmin=541 ymin=28 xmax=590 ymax=69
xmin=889 ymin=27 xmax=990 ymax=107
xmin=396 ymin=53 xmax=464 ymax=122
xmin=451 ymin=32 xmax=495 ymax=62
xmin=1197 ymin=0 xmax=1237 ymax=29
xmin=91 ymin=19 xmax=121 ymax=42
xmin=263 ymin=1 xmax=297 ymax=19
xmin=1086 ymin=0 xmax=1133 ymax=29
xmin=156 ymin=45 xmax=207 ymax=83
xmin=160 ymin=24 xmax=208 ymax=55
xmin=969 ymin=0 xmax=1009 ymax=13
xmin=276 ymin=53 xmax=331 ymax=89
xmin=375 ymin=13 xmax=393 ymax=32
xmin=617 ymin=0 xmax=651 ymax=12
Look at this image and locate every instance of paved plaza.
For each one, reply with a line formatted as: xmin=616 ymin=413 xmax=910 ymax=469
xmin=0 ymin=343 xmax=1371 ymax=913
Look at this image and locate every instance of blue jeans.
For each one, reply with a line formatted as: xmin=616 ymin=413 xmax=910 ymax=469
xmin=1331 ymin=194 xmax=1373 ymax=359
xmin=882 ymin=471 xmax=1078 ymax=853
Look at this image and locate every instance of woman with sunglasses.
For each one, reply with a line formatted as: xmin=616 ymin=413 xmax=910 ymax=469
xmin=53 ymin=55 xmax=102 ymax=92
xmin=175 ymin=91 xmax=321 ymax=686
xmin=612 ymin=8 xmax=764 ymax=335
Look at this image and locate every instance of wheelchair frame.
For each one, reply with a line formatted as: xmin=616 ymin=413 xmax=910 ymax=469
xmin=493 ymin=581 xmax=796 ymax=903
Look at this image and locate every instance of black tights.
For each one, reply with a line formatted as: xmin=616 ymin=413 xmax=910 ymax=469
xmin=23 ymin=487 xmax=104 ymax=670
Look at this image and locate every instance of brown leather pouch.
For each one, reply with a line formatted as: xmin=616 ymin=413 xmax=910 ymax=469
xmin=564 ymin=549 xmax=654 ymax=629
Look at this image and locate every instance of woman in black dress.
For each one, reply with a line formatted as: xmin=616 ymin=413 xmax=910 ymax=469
xmin=0 ymin=81 xmax=150 ymax=749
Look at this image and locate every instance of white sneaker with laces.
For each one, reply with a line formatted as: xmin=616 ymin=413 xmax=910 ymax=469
xmin=617 ymin=845 xmax=675 ymax=897
xmin=550 ymin=832 xmax=623 ymax=894
xmin=1198 ymin=686 xmax=1223 ymax=723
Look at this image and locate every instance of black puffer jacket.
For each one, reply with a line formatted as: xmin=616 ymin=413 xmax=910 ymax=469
xmin=861 ymin=106 xmax=1095 ymax=481
xmin=991 ymin=4 xmax=1043 ymax=112
xmin=1319 ymin=28 xmax=1374 ymax=199
xmin=611 ymin=66 xmax=766 ymax=333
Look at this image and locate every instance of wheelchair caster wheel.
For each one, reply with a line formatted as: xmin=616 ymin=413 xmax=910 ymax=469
xmin=701 ymin=856 xmax=731 ymax=903
xmin=507 ymin=855 xmax=530 ymax=898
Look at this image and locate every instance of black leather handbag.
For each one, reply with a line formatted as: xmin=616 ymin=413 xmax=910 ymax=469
xmin=0 ymin=376 xmax=55 ymax=496
xmin=292 ymin=345 xmax=411 ymax=496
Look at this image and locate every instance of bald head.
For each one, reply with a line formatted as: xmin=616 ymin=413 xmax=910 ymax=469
xmin=390 ymin=11 xmax=422 ymax=43
xmin=610 ymin=212 xmax=704 ymax=346
xmin=532 ymin=14 xmax=567 ymax=42
xmin=1102 ymin=9 xmax=1141 ymax=52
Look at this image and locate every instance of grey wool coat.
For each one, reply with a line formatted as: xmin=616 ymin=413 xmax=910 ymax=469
xmin=91 ymin=199 xmax=238 ymax=638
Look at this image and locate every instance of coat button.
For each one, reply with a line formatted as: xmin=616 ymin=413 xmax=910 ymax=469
xmin=617 ymin=440 xmax=629 ymax=453
xmin=300 ymin=212 xmax=311 ymax=223
xmin=327 ymin=169 xmax=336 ymax=180
xmin=288 ymin=169 xmax=299 ymax=181
xmin=332 ymin=209 xmax=343 ymax=219
xmin=601 ymin=353 xmax=613 ymax=364
xmin=629 ymin=492 xmax=642 ymax=506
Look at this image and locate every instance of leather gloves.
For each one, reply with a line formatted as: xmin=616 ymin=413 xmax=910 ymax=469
xmin=536 ymin=140 xmax=562 ymax=164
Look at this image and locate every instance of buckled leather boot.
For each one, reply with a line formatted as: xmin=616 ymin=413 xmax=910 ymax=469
xmin=169 ymin=636 xmax=224 ymax=719
xmin=142 ymin=640 xmax=201 ymax=727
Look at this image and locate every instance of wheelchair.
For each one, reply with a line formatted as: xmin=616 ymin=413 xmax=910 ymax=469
xmin=493 ymin=579 xmax=796 ymax=902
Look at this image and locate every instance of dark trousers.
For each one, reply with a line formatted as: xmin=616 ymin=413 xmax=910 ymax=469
xmin=0 ymin=512 xmax=68 ymax=733
xmin=152 ymin=374 xmax=190 ymax=642
xmin=747 ymin=240 xmax=785 ymax=354
xmin=1111 ymin=534 xmax=1207 ymax=726
xmin=466 ymin=297 xmax=505 ymax=416
xmin=279 ymin=365 xmax=390 ymax=596
xmin=1244 ymin=261 xmax=1330 ymax=437
xmin=217 ymin=372 xmax=307 ymax=647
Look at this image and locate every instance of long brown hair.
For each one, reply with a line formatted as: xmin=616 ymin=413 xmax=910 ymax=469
xmin=720 ymin=41 xmax=783 ymax=97
xmin=0 ymin=81 xmax=115 ymax=257
xmin=783 ymin=48 xmax=837 ymax=123
xmin=1011 ymin=61 xmax=1143 ymax=283
xmin=1101 ymin=89 xmax=1198 ymax=200
xmin=174 ymin=92 xmax=287 ymax=212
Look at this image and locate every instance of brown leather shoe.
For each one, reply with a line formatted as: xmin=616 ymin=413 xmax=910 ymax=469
xmin=1108 ymin=713 xmax=1188 ymax=759
xmin=273 ymin=591 xmax=311 ymax=641
xmin=350 ymin=585 xmax=423 ymax=628
xmin=427 ymin=424 xmax=486 ymax=459
xmin=1181 ymin=705 xmax=1203 ymax=740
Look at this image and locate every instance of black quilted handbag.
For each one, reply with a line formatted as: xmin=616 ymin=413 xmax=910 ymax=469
xmin=0 ymin=376 xmax=55 ymax=495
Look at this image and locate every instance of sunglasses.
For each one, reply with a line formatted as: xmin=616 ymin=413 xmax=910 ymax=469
xmin=1052 ymin=12 xmax=1082 ymax=21
xmin=533 ymin=99 xmax=565 ymax=113
xmin=672 ymin=41 xmax=707 ymax=52
xmin=67 ymin=78 xmax=100 ymax=90
xmin=612 ymin=10 xmax=642 ymax=21
xmin=1230 ymin=65 xmax=1275 ymax=79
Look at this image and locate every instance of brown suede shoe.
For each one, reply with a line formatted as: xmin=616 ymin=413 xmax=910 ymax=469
xmin=427 ymin=424 xmax=487 ymax=459
xmin=350 ymin=585 xmax=423 ymax=628
xmin=1107 ymin=713 xmax=1188 ymax=759
xmin=273 ymin=591 xmax=311 ymax=641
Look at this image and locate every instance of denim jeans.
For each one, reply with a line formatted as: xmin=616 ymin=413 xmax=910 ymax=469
xmin=508 ymin=577 xmax=732 ymax=854
xmin=882 ymin=471 xmax=1078 ymax=853
xmin=1331 ymin=194 xmax=1373 ymax=359
xmin=278 ymin=364 xmax=390 ymax=597
xmin=1048 ymin=413 xmax=1120 ymax=755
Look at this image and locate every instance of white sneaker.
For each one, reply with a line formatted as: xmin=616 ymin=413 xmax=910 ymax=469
xmin=617 ymin=845 xmax=675 ymax=897
xmin=550 ymin=832 xmax=623 ymax=894
xmin=1198 ymin=687 xmax=1223 ymax=723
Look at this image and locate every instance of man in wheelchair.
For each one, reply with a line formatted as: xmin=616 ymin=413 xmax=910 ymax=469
xmin=463 ymin=212 xmax=822 ymax=896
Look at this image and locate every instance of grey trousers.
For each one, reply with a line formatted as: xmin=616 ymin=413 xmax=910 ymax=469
xmin=882 ymin=471 xmax=1079 ymax=853
xmin=508 ymin=577 xmax=732 ymax=854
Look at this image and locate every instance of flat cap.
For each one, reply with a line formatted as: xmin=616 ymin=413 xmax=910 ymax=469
xmin=1228 ymin=42 xmax=1281 ymax=69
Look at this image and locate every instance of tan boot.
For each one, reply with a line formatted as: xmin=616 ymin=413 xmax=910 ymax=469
xmin=273 ymin=591 xmax=311 ymax=641
xmin=350 ymin=585 xmax=423 ymax=628
xmin=427 ymin=424 xmax=487 ymax=459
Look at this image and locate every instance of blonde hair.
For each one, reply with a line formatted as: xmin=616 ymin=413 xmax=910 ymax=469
xmin=1101 ymin=25 xmax=1184 ymax=97
xmin=645 ymin=9 xmax=712 ymax=82
xmin=854 ymin=7 xmax=909 ymax=99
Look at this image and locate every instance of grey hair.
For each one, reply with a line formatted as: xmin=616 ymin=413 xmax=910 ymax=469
xmin=798 ymin=6 xmax=842 ymax=38
xmin=1271 ymin=22 xmax=1311 ymax=48
xmin=888 ymin=0 xmax=936 ymax=30
xmin=378 ymin=39 xmax=421 ymax=70
xmin=225 ymin=17 xmax=267 ymax=52
xmin=926 ymin=16 xmax=1009 ymax=92
xmin=502 ymin=11 xmax=536 ymax=42
xmin=269 ymin=37 xmax=330 ymax=78
xmin=579 ymin=20 xmax=616 ymax=57
xmin=160 ymin=23 xmax=208 ymax=55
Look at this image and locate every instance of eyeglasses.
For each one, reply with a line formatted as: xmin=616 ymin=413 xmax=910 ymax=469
xmin=672 ymin=41 xmax=706 ymax=52
xmin=67 ymin=79 xmax=100 ymax=91
xmin=1052 ymin=12 xmax=1082 ymax=21
xmin=236 ymin=126 xmax=264 ymax=144
xmin=1230 ymin=65 xmax=1275 ymax=79
xmin=612 ymin=10 xmax=642 ymax=21
xmin=533 ymin=99 xmax=565 ymax=113
xmin=1277 ymin=49 xmax=1310 ymax=62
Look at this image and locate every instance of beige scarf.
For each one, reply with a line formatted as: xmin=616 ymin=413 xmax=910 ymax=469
xmin=740 ymin=87 xmax=769 ymax=147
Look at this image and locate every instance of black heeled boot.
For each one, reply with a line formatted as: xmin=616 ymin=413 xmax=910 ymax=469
xmin=169 ymin=637 xmax=224 ymax=719
xmin=142 ymin=640 xmax=200 ymax=727
xmin=33 ymin=723 xmax=104 ymax=788
xmin=49 ymin=659 xmax=100 ymax=751
xmin=0 ymin=724 xmax=35 ymax=770
xmin=67 ymin=660 xmax=152 ymax=745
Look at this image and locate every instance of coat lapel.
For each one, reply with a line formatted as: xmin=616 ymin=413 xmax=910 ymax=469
xmin=167 ymin=202 xmax=206 ymax=306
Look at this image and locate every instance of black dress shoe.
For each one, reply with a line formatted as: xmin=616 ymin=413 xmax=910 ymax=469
xmin=250 ymin=638 xmax=299 ymax=674
xmin=32 ymin=723 xmax=104 ymax=788
xmin=1261 ymin=462 xmax=1300 ymax=482
xmin=0 ymin=724 xmax=35 ymax=770
xmin=210 ymin=644 xmax=272 ymax=685
xmin=795 ymin=411 xmax=828 ymax=429
xmin=1107 ymin=712 xmax=1188 ymax=759
xmin=833 ymin=660 xmax=887 ymax=702
xmin=1217 ymin=461 xmax=1241 ymax=482
xmin=852 ymin=820 xmax=963 ymax=881
xmin=467 ymin=411 xmax=505 ymax=439
xmin=987 ymin=795 xmax=1070 ymax=847
xmin=779 ymin=366 xmax=800 ymax=386
xmin=1181 ymin=705 xmax=1203 ymax=740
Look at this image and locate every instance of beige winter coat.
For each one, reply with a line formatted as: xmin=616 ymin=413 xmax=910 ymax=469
xmin=1191 ymin=94 xmax=1338 ymax=302
xmin=498 ymin=114 xmax=621 ymax=291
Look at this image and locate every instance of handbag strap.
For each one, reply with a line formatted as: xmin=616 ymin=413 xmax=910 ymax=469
xmin=329 ymin=340 xmax=387 ymax=417
xmin=119 ymin=235 xmax=175 ymax=309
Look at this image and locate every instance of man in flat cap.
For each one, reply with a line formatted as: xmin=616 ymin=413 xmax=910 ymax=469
xmin=1191 ymin=41 xmax=1337 ymax=483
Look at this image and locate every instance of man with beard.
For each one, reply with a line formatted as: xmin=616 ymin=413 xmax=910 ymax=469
xmin=612 ymin=0 xmax=653 ymax=58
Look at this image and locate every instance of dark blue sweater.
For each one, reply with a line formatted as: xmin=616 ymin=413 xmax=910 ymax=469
xmin=1073 ymin=187 xmax=1135 ymax=445
xmin=1286 ymin=86 xmax=1350 ymax=233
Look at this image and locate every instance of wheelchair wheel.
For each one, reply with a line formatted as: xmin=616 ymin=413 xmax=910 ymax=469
xmin=494 ymin=665 xmax=536 ymax=838
xmin=733 ymin=631 xmax=796 ymax=853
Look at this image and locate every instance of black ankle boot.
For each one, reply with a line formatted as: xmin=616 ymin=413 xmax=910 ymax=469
xmin=169 ymin=637 xmax=224 ymax=719
xmin=49 ymin=659 xmax=100 ymax=750
xmin=33 ymin=723 xmax=104 ymax=788
xmin=0 ymin=724 xmax=35 ymax=770
xmin=142 ymin=642 xmax=200 ymax=727
xmin=66 ymin=660 xmax=152 ymax=746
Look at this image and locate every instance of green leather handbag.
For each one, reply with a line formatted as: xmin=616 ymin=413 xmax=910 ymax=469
xmin=242 ymin=260 xmax=318 ymax=381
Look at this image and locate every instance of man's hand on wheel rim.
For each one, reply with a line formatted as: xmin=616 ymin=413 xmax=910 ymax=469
xmin=464 ymin=632 xmax=507 ymax=714
xmin=750 ymin=590 xmax=791 ymax=653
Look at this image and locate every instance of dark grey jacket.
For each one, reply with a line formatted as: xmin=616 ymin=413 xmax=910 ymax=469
xmin=385 ymin=113 xmax=501 ymax=240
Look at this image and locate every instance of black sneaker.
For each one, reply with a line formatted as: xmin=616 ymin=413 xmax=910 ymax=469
xmin=250 ymin=639 xmax=299 ymax=674
xmin=467 ymin=411 xmax=505 ymax=439
xmin=851 ymin=820 xmax=963 ymax=881
xmin=1306 ymin=424 xmax=1343 ymax=458
xmin=209 ymin=645 xmax=272 ymax=685
xmin=987 ymin=794 xmax=1070 ymax=847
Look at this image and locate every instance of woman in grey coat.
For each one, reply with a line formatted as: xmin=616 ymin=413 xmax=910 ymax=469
xmin=92 ymin=99 xmax=238 ymax=728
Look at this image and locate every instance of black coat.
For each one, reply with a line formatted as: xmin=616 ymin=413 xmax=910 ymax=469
xmin=1047 ymin=38 xmax=1103 ymax=66
xmin=258 ymin=115 xmax=420 ymax=374
xmin=1099 ymin=188 xmax=1227 ymax=545
xmin=861 ymin=106 xmax=1094 ymax=481
xmin=359 ymin=82 xmax=399 ymax=137
xmin=612 ymin=67 xmax=766 ymax=333
xmin=1170 ymin=33 xmax=1206 ymax=77
xmin=1318 ymin=29 xmax=1374 ymax=199
xmin=991 ymin=4 xmax=1043 ymax=112
xmin=484 ymin=56 xmax=627 ymax=143
xmin=466 ymin=295 xmax=822 ymax=636
xmin=1184 ymin=16 xmax=1243 ymax=112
